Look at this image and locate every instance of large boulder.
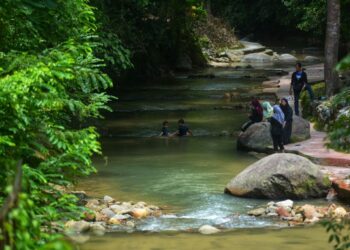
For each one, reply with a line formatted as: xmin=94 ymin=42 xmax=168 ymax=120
xmin=225 ymin=153 xmax=331 ymax=199
xmin=242 ymin=53 xmax=272 ymax=63
xmin=237 ymin=116 xmax=310 ymax=152
xmin=278 ymin=54 xmax=297 ymax=64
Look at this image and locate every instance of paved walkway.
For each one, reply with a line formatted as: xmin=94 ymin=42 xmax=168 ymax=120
xmin=264 ymin=63 xmax=350 ymax=168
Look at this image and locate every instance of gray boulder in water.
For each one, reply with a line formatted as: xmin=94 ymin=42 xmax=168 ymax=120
xmin=225 ymin=153 xmax=331 ymax=199
xmin=237 ymin=116 xmax=310 ymax=152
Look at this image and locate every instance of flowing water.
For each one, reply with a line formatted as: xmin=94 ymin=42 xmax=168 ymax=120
xmin=79 ymin=65 xmax=331 ymax=249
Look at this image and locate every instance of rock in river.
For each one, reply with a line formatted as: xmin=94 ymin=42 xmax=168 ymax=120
xmin=242 ymin=53 xmax=272 ymax=63
xmin=199 ymin=225 xmax=221 ymax=235
xmin=278 ymin=54 xmax=297 ymax=64
xmin=237 ymin=116 xmax=310 ymax=152
xmin=225 ymin=153 xmax=331 ymax=199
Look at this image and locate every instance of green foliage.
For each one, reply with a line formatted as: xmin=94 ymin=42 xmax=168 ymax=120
xmin=92 ymin=0 xmax=206 ymax=76
xmin=301 ymin=82 xmax=326 ymax=119
xmin=323 ymin=219 xmax=350 ymax=250
xmin=0 ymin=0 xmax=131 ymax=249
xmin=337 ymin=55 xmax=350 ymax=72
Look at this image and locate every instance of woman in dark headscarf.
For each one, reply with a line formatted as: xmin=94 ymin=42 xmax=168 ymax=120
xmin=241 ymin=98 xmax=263 ymax=131
xmin=280 ymin=98 xmax=293 ymax=144
xmin=269 ymin=105 xmax=285 ymax=152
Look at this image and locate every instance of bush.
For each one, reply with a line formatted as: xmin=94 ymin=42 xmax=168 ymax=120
xmin=301 ymin=82 xmax=326 ymax=119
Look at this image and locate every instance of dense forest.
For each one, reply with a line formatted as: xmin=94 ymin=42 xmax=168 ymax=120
xmin=0 ymin=0 xmax=349 ymax=249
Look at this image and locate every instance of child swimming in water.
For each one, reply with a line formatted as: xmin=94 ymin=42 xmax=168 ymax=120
xmin=173 ymin=119 xmax=193 ymax=137
xmin=159 ymin=120 xmax=170 ymax=137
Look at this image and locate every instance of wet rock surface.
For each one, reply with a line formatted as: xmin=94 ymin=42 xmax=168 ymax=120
xmin=225 ymin=153 xmax=331 ymax=199
xmin=237 ymin=116 xmax=310 ymax=153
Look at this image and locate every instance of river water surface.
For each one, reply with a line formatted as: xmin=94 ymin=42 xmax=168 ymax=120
xmin=79 ymin=65 xmax=331 ymax=249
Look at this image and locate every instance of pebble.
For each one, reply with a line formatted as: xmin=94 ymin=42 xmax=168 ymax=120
xmin=199 ymin=225 xmax=221 ymax=235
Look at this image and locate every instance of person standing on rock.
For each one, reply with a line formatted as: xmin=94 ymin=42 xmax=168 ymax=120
xmin=289 ymin=62 xmax=314 ymax=116
xmin=269 ymin=105 xmax=285 ymax=152
xmin=280 ymin=98 xmax=293 ymax=145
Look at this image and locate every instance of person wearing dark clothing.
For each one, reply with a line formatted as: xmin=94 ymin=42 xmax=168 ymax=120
xmin=160 ymin=120 xmax=170 ymax=137
xmin=269 ymin=105 xmax=285 ymax=152
xmin=174 ymin=119 xmax=192 ymax=137
xmin=280 ymin=98 xmax=293 ymax=145
xmin=289 ymin=63 xmax=314 ymax=116
xmin=241 ymin=98 xmax=263 ymax=131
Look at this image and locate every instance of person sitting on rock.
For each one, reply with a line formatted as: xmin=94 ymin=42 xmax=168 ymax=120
xmin=159 ymin=120 xmax=170 ymax=137
xmin=173 ymin=118 xmax=193 ymax=137
xmin=262 ymin=101 xmax=273 ymax=121
xmin=269 ymin=105 xmax=285 ymax=152
xmin=280 ymin=98 xmax=293 ymax=145
xmin=241 ymin=98 xmax=263 ymax=132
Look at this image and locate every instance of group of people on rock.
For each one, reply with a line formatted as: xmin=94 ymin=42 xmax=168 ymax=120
xmin=240 ymin=62 xmax=314 ymax=152
xmin=241 ymin=97 xmax=293 ymax=152
xmin=159 ymin=118 xmax=193 ymax=137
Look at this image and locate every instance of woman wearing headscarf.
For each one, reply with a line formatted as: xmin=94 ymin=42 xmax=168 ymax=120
xmin=269 ymin=105 xmax=285 ymax=152
xmin=262 ymin=101 xmax=273 ymax=121
xmin=241 ymin=98 xmax=263 ymax=131
xmin=280 ymin=98 xmax=293 ymax=144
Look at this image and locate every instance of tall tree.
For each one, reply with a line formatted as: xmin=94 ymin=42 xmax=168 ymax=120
xmin=325 ymin=0 xmax=341 ymax=97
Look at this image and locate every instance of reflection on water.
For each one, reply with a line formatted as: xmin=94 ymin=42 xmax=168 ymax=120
xmin=79 ymin=66 xmax=330 ymax=249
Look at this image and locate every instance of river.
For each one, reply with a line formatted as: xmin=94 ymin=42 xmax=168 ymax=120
xmin=79 ymin=62 xmax=332 ymax=249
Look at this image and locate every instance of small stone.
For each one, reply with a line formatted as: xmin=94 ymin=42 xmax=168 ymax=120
xmin=293 ymin=213 xmax=303 ymax=222
xmin=111 ymin=214 xmax=131 ymax=221
xmin=304 ymin=217 xmax=320 ymax=224
xmin=247 ymin=207 xmax=266 ymax=216
xmin=103 ymin=195 xmax=115 ymax=204
xmin=267 ymin=201 xmax=275 ymax=207
xmin=266 ymin=212 xmax=278 ymax=217
xmin=95 ymin=212 xmax=109 ymax=222
xmin=109 ymin=217 xmax=122 ymax=225
xmin=131 ymin=208 xmax=149 ymax=219
xmin=276 ymin=200 xmax=294 ymax=209
xmin=85 ymin=199 xmax=100 ymax=210
xmin=301 ymin=205 xmax=317 ymax=219
xmin=126 ymin=221 xmax=135 ymax=228
xmin=199 ymin=225 xmax=221 ymax=235
xmin=100 ymin=208 xmax=115 ymax=219
xmin=65 ymin=220 xmax=90 ymax=233
xmin=276 ymin=207 xmax=291 ymax=217
xmin=333 ymin=207 xmax=347 ymax=218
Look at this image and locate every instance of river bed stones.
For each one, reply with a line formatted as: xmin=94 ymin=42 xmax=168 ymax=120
xmin=64 ymin=194 xmax=162 ymax=236
xmin=247 ymin=200 xmax=349 ymax=226
xmin=225 ymin=153 xmax=331 ymax=199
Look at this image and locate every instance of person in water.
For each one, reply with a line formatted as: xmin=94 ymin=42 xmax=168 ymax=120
xmin=262 ymin=101 xmax=273 ymax=121
xmin=289 ymin=62 xmax=314 ymax=116
xmin=269 ymin=105 xmax=285 ymax=152
xmin=159 ymin=120 xmax=170 ymax=137
xmin=241 ymin=98 xmax=263 ymax=131
xmin=280 ymin=98 xmax=293 ymax=145
xmin=174 ymin=118 xmax=192 ymax=137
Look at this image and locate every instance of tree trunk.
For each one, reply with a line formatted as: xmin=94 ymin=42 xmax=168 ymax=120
xmin=325 ymin=0 xmax=341 ymax=97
